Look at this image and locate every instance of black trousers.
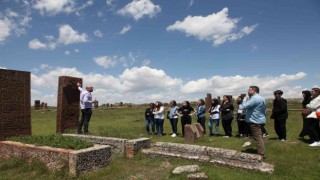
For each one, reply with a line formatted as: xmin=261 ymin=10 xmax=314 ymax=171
xmin=308 ymin=118 xmax=320 ymax=142
xmin=222 ymin=119 xmax=233 ymax=136
xmin=299 ymin=116 xmax=309 ymax=137
xmin=78 ymin=108 xmax=92 ymax=133
xmin=274 ymin=118 xmax=287 ymax=140
xmin=197 ymin=117 xmax=206 ymax=134
xmin=181 ymin=117 xmax=191 ymax=136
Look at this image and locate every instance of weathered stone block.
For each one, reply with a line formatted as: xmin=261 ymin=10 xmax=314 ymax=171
xmin=0 ymin=69 xmax=31 ymax=140
xmin=205 ymin=93 xmax=212 ymax=111
xmin=69 ymin=144 xmax=111 ymax=174
xmin=184 ymin=125 xmax=197 ymax=143
xmin=172 ymin=165 xmax=200 ymax=174
xmin=56 ymin=76 xmax=82 ymax=133
xmin=125 ymin=138 xmax=151 ymax=158
xmin=34 ymin=100 xmax=41 ymax=110
xmin=194 ymin=123 xmax=204 ymax=137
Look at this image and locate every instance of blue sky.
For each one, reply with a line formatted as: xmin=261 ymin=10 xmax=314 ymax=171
xmin=0 ymin=0 xmax=319 ymax=105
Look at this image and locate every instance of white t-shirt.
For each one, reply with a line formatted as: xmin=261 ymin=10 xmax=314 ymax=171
xmin=209 ymin=105 xmax=220 ymax=119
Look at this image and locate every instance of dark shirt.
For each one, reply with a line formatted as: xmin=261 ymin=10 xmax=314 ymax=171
xmin=272 ymin=98 xmax=288 ymax=119
xmin=145 ymin=107 xmax=154 ymax=120
xmin=178 ymin=106 xmax=194 ymax=118
xmin=219 ymin=102 xmax=234 ymax=120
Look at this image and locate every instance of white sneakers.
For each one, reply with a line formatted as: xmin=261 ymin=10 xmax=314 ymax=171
xmin=309 ymin=141 xmax=320 ymax=147
xmin=171 ymin=133 xmax=177 ymax=137
xmin=242 ymin=141 xmax=252 ymax=147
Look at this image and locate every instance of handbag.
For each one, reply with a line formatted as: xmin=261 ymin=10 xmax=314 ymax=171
xmin=316 ymin=112 xmax=320 ymax=120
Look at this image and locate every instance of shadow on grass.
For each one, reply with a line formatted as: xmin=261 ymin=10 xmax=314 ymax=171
xmin=297 ymin=137 xmax=312 ymax=144
xmin=241 ymin=148 xmax=257 ymax=154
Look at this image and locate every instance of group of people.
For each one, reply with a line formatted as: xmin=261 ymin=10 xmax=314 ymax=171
xmin=144 ymin=86 xmax=320 ymax=157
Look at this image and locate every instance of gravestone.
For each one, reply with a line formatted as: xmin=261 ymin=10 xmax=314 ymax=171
xmin=56 ymin=76 xmax=82 ymax=133
xmin=184 ymin=125 xmax=197 ymax=143
xmin=194 ymin=123 xmax=204 ymax=137
xmin=34 ymin=100 xmax=41 ymax=110
xmin=41 ymin=102 xmax=44 ymax=109
xmin=94 ymin=100 xmax=99 ymax=109
xmin=44 ymin=103 xmax=48 ymax=109
xmin=205 ymin=93 xmax=212 ymax=111
xmin=217 ymin=96 xmax=221 ymax=104
xmin=0 ymin=69 xmax=31 ymax=140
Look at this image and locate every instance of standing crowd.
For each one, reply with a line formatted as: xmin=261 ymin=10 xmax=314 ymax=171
xmin=144 ymin=86 xmax=320 ymax=157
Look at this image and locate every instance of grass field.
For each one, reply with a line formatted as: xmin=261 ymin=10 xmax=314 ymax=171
xmin=1 ymin=100 xmax=320 ymax=179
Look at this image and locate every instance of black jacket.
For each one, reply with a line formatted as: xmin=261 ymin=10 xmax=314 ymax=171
xmin=219 ymin=102 xmax=234 ymax=120
xmin=145 ymin=107 xmax=154 ymax=120
xmin=272 ymin=98 xmax=288 ymax=119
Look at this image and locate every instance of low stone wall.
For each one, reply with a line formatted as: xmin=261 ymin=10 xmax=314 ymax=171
xmin=125 ymin=138 xmax=151 ymax=158
xmin=69 ymin=144 xmax=111 ymax=174
xmin=63 ymin=134 xmax=127 ymax=154
xmin=142 ymin=142 xmax=274 ymax=173
xmin=0 ymin=141 xmax=111 ymax=174
xmin=62 ymin=134 xmax=151 ymax=158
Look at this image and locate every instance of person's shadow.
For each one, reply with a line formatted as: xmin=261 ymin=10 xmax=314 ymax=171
xmin=241 ymin=148 xmax=257 ymax=154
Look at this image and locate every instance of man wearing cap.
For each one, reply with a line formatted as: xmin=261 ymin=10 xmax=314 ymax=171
xmin=306 ymin=87 xmax=320 ymax=147
xmin=77 ymin=82 xmax=96 ymax=135
xmin=271 ymin=90 xmax=288 ymax=141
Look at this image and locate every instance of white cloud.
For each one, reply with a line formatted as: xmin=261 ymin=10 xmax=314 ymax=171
xmin=181 ymin=72 xmax=307 ymax=98
xmin=33 ymin=0 xmax=76 ymax=16
xmin=28 ymin=38 xmax=56 ymax=50
xmin=0 ymin=2 xmax=32 ymax=43
xmin=119 ymin=25 xmax=132 ymax=35
xmin=30 ymin=65 xmax=308 ymax=106
xmin=106 ymin=0 xmax=116 ymax=6
xmin=142 ymin=59 xmax=151 ymax=66
xmin=117 ymin=0 xmax=161 ymax=21
xmin=188 ymin=0 xmax=194 ymax=8
xmin=58 ymin=24 xmax=88 ymax=45
xmin=167 ymin=7 xmax=258 ymax=46
xmin=0 ymin=66 xmax=7 ymax=69
xmin=28 ymin=38 xmax=47 ymax=49
xmin=94 ymin=56 xmax=118 ymax=68
xmin=74 ymin=49 xmax=79 ymax=53
xmin=65 ymin=50 xmax=70 ymax=55
xmin=0 ymin=18 xmax=12 ymax=43
xmin=94 ymin=30 xmax=103 ymax=38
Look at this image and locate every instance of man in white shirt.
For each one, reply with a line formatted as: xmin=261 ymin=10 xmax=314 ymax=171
xmin=77 ymin=82 xmax=96 ymax=135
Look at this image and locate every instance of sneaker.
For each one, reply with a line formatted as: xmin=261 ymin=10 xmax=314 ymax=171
xmin=242 ymin=141 xmax=251 ymax=147
xmin=263 ymin=133 xmax=269 ymax=138
xmin=171 ymin=133 xmax=177 ymax=137
xmin=280 ymin=139 xmax=286 ymax=142
xmin=309 ymin=142 xmax=320 ymax=147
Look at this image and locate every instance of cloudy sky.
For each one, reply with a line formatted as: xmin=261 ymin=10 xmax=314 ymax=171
xmin=1 ymin=0 xmax=319 ymax=106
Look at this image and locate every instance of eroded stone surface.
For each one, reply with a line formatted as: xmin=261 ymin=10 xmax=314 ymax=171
xmin=172 ymin=165 xmax=200 ymax=174
xmin=0 ymin=69 xmax=31 ymax=140
xmin=187 ymin=172 xmax=208 ymax=179
xmin=56 ymin=76 xmax=82 ymax=133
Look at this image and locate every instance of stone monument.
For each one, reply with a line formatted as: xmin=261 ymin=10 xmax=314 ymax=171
xmin=56 ymin=76 xmax=82 ymax=133
xmin=0 ymin=69 xmax=31 ymax=140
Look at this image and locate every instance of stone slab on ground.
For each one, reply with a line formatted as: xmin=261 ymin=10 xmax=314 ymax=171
xmin=187 ymin=172 xmax=208 ymax=179
xmin=172 ymin=165 xmax=200 ymax=174
xmin=142 ymin=142 xmax=274 ymax=173
xmin=184 ymin=125 xmax=197 ymax=143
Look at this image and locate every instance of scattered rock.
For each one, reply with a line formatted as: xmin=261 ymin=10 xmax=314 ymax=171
xmin=172 ymin=165 xmax=200 ymax=174
xmin=187 ymin=172 xmax=208 ymax=179
xmin=160 ymin=160 xmax=172 ymax=169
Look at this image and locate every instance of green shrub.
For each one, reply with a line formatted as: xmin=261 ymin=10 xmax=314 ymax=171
xmin=9 ymin=135 xmax=93 ymax=150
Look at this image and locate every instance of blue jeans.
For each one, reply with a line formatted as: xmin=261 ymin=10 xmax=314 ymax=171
xmin=169 ymin=118 xmax=178 ymax=134
xmin=146 ymin=119 xmax=155 ymax=133
xmin=155 ymin=118 xmax=164 ymax=135
xmin=208 ymin=118 xmax=220 ymax=134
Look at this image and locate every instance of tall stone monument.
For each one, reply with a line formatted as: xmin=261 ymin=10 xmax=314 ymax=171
xmin=0 ymin=69 xmax=31 ymax=140
xmin=205 ymin=93 xmax=212 ymax=111
xmin=56 ymin=76 xmax=82 ymax=133
xmin=34 ymin=100 xmax=41 ymax=110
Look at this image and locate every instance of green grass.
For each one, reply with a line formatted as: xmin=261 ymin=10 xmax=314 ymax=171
xmin=1 ymin=101 xmax=320 ymax=179
xmin=9 ymin=135 xmax=93 ymax=150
